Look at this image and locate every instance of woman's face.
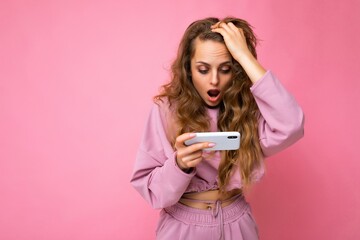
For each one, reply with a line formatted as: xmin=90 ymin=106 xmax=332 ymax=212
xmin=190 ymin=38 xmax=233 ymax=107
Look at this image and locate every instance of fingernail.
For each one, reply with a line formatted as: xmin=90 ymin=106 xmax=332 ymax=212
xmin=208 ymin=143 xmax=216 ymax=147
xmin=189 ymin=133 xmax=196 ymax=137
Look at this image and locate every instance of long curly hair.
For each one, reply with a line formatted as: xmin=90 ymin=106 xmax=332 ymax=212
xmin=155 ymin=17 xmax=263 ymax=192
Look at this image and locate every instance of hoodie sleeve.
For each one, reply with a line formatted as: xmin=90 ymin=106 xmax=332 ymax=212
xmin=130 ymin=102 xmax=196 ymax=209
xmin=250 ymin=71 xmax=305 ymax=157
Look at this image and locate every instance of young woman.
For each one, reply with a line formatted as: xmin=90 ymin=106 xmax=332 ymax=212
xmin=131 ymin=17 xmax=304 ymax=240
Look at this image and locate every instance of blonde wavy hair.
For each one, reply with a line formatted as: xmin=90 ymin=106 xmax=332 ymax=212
xmin=155 ymin=17 xmax=263 ymax=192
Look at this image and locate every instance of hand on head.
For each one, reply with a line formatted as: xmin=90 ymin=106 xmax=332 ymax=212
xmin=210 ymin=21 xmax=251 ymax=63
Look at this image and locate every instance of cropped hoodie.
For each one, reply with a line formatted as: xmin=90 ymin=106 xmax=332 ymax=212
xmin=130 ymin=71 xmax=305 ymax=209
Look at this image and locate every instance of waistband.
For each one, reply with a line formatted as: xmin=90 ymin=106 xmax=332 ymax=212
xmin=165 ymin=194 xmax=248 ymax=240
xmin=164 ymin=194 xmax=249 ymax=226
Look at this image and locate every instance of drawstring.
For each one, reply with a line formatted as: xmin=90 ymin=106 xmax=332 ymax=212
xmin=212 ymin=200 xmax=224 ymax=240
xmin=180 ymin=193 xmax=242 ymax=240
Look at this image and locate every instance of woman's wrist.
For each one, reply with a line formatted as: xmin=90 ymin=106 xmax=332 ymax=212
xmin=235 ymin=52 xmax=266 ymax=84
xmin=176 ymin=158 xmax=194 ymax=173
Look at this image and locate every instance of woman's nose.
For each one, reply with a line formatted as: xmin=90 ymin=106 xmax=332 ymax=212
xmin=210 ymin=71 xmax=219 ymax=85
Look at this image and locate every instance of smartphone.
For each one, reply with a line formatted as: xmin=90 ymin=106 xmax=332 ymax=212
xmin=184 ymin=131 xmax=240 ymax=151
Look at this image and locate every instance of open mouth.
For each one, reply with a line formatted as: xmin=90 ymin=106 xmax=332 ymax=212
xmin=206 ymin=89 xmax=221 ymax=104
xmin=207 ymin=89 xmax=220 ymax=98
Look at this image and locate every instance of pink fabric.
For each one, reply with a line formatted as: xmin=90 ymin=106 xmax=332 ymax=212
xmin=156 ymin=195 xmax=259 ymax=240
xmin=130 ymin=70 xmax=304 ymax=209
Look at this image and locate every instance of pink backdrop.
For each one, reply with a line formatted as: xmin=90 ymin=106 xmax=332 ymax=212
xmin=1 ymin=0 xmax=359 ymax=239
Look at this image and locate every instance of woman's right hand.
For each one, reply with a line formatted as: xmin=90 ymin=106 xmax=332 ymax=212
xmin=175 ymin=133 xmax=215 ymax=172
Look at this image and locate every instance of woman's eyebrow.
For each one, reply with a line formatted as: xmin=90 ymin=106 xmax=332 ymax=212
xmin=219 ymin=61 xmax=232 ymax=66
xmin=195 ymin=61 xmax=232 ymax=66
xmin=195 ymin=61 xmax=210 ymax=66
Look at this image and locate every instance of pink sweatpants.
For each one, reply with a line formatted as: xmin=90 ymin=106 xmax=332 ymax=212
xmin=156 ymin=195 xmax=259 ymax=240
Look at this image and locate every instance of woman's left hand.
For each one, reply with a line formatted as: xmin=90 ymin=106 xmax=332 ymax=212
xmin=211 ymin=21 xmax=251 ymax=63
xmin=211 ymin=21 xmax=266 ymax=83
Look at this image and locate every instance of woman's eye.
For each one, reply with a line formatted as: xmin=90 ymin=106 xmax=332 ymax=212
xmin=198 ymin=69 xmax=209 ymax=74
xmin=220 ymin=68 xmax=231 ymax=74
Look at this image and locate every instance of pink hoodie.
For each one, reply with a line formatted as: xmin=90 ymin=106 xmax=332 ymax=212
xmin=131 ymin=70 xmax=304 ymax=209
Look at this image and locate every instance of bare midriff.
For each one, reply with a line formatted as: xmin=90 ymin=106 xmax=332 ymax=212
xmin=179 ymin=189 xmax=243 ymax=210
